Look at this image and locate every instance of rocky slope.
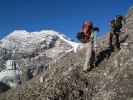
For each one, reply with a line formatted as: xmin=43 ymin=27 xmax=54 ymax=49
xmin=0 ymin=6 xmax=133 ymax=100
xmin=0 ymin=30 xmax=82 ymax=88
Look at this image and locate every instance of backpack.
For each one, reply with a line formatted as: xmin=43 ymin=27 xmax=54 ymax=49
xmin=115 ymin=16 xmax=123 ymax=29
xmin=110 ymin=19 xmax=116 ymax=29
xmin=77 ymin=32 xmax=84 ymax=42
xmin=77 ymin=21 xmax=93 ymax=43
xmin=76 ymin=32 xmax=89 ymax=43
xmin=110 ymin=16 xmax=123 ymax=30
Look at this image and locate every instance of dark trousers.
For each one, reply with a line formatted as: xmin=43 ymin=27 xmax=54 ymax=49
xmin=109 ymin=31 xmax=120 ymax=49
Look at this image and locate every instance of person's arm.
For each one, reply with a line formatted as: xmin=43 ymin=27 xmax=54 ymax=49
xmin=122 ymin=16 xmax=126 ymax=25
xmin=92 ymin=27 xmax=99 ymax=42
xmin=93 ymin=27 xmax=100 ymax=48
xmin=122 ymin=16 xmax=128 ymax=33
xmin=93 ymin=31 xmax=97 ymax=42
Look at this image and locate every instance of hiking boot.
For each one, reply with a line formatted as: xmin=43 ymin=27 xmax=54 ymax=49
xmin=115 ymin=47 xmax=121 ymax=52
xmin=83 ymin=63 xmax=94 ymax=72
xmin=89 ymin=63 xmax=95 ymax=70
xmin=116 ymin=47 xmax=121 ymax=50
xmin=83 ymin=64 xmax=91 ymax=72
xmin=108 ymin=45 xmax=114 ymax=52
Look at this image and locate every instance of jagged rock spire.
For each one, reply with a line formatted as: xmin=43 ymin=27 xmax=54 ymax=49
xmin=125 ymin=6 xmax=133 ymax=42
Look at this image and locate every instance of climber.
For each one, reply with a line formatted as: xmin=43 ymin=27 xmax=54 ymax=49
xmin=108 ymin=15 xmax=126 ymax=50
xmin=77 ymin=21 xmax=99 ymax=71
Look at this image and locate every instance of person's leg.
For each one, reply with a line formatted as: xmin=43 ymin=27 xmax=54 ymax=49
xmin=115 ymin=32 xmax=120 ymax=49
xmin=90 ymin=40 xmax=96 ymax=67
xmin=109 ymin=32 xmax=113 ymax=48
xmin=83 ymin=42 xmax=92 ymax=71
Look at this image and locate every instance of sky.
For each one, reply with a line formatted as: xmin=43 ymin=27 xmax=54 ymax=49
xmin=0 ymin=0 xmax=133 ymax=40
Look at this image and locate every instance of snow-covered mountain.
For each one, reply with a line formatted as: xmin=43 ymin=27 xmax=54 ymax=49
xmin=0 ymin=30 xmax=82 ymax=88
xmin=1 ymin=30 xmax=81 ymax=57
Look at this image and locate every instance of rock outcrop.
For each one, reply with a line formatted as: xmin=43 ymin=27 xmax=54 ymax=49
xmin=0 ymin=60 xmax=21 ymax=87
